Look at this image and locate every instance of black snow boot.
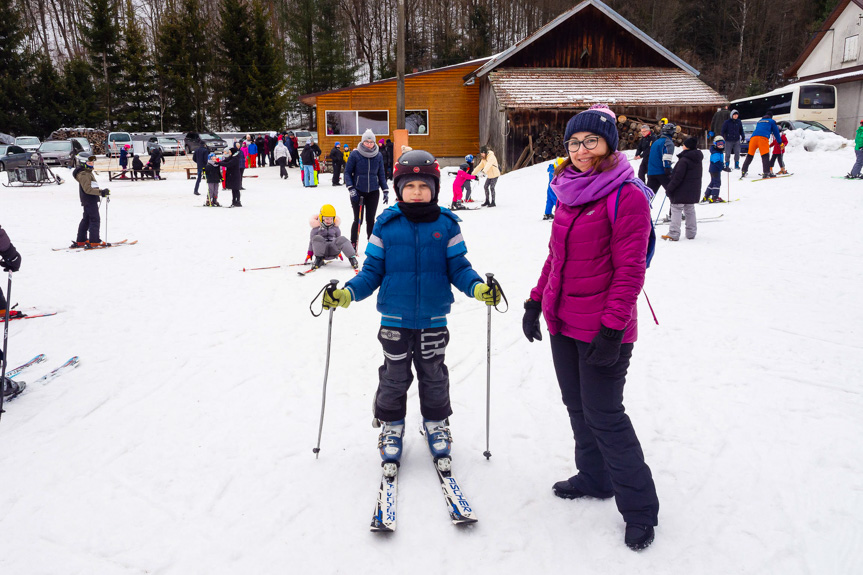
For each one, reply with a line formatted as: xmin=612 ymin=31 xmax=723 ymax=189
xmin=2 ymin=377 xmax=26 ymax=400
xmin=552 ymin=477 xmax=613 ymax=500
xmin=311 ymin=256 xmax=325 ymax=270
xmin=625 ymin=523 xmax=655 ymax=551
xmin=349 ymin=256 xmax=359 ymax=270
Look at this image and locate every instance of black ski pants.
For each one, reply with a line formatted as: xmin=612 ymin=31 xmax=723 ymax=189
xmin=550 ymin=333 xmax=659 ymax=527
xmin=638 ymin=158 xmax=649 ymax=183
xmin=276 ymin=157 xmax=288 ymax=178
xmin=350 ymin=190 xmax=380 ymax=246
xmin=646 ymin=174 xmax=670 ymax=196
xmin=76 ymin=202 xmax=101 ymax=243
xmin=231 ymin=188 xmax=241 ymax=205
xmin=375 ymin=326 xmax=451 ymax=422
xmin=332 ymin=163 xmax=342 ymax=185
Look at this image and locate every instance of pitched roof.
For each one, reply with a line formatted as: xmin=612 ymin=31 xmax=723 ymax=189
xmin=488 ymin=68 xmax=727 ymax=109
xmin=785 ymin=0 xmax=863 ymax=77
xmin=464 ymin=0 xmax=698 ymax=83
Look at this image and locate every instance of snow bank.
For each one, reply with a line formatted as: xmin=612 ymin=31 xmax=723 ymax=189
xmin=784 ymin=128 xmax=850 ymax=152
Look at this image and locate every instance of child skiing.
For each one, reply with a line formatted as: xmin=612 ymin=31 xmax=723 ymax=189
xmin=203 ymin=153 xmax=222 ymax=206
xmin=544 ymin=158 xmax=563 ymax=220
xmin=770 ymin=130 xmax=789 ymax=175
xmin=702 ymin=136 xmax=726 ymax=203
xmin=306 ymin=204 xmax=358 ymax=271
xmin=451 ymin=162 xmax=477 ymax=210
xmin=462 ymin=155 xmax=475 ymax=202
xmin=322 ymin=150 xmax=501 ymax=481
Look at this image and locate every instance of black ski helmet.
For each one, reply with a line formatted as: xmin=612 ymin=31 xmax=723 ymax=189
xmin=393 ymin=150 xmax=441 ymax=201
xmin=660 ymin=123 xmax=677 ymax=137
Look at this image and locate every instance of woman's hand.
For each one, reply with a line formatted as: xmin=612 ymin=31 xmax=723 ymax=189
xmin=523 ymin=299 xmax=542 ymax=342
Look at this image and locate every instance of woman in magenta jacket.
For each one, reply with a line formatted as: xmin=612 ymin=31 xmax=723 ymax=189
xmin=523 ymin=104 xmax=659 ymax=551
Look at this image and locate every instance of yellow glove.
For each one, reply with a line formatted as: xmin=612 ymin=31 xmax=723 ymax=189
xmin=323 ymin=288 xmax=351 ymax=309
xmin=474 ymin=283 xmax=501 ymax=306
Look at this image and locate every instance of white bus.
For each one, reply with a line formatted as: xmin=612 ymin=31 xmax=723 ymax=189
xmin=729 ymin=83 xmax=837 ymax=130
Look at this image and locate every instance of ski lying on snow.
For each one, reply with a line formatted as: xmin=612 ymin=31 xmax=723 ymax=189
xmin=53 ymin=239 xmax=137 ymax=252
xmin=434 ymin=457 xmax=478 ymax=525
xmin=656 ymin=214 xmax=724 ymax=225
xmin=6 ymin=354 xmax=47 ymax=378
xmin=34 ymin=356 xmax=80 ymax=385
xmin=370 ymin=465 xmax=398 ymax=532
xmin=746 ymin=174 xmax=793 ymax=182
xmin=1 ymin=309 xmax=59 ymax=322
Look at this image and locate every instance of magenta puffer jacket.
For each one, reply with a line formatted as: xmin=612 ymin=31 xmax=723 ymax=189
xmin=530 ymin=180 xmax=651 ymax=344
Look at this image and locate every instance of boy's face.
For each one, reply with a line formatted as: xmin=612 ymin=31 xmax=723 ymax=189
xmin=401 ymin=180 xmax=433 ymax=203
xmin=322 ymin=216 xmax=334 ymax=225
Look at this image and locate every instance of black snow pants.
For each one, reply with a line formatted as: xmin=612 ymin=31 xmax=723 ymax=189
xmin=646 ymin=174 xmax=670 ymax=196
xmin=550 ymin=333 xmax=659 ymax=527
xmin=374 ymin=326 xmax=451 ymax=422
xmin=76 ymin=202 xmax=101 ymax=243
xmin=350 ymin=190 xmax=380 ymax=246
xmin=332 ymin=162 xmax=342 ymax=185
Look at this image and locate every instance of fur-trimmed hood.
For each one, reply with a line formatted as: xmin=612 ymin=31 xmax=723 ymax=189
xmin=310 ymin=214 xmax=341 ymax=228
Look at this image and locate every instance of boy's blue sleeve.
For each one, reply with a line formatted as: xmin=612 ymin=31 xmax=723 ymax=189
xmin=663 ymin=138 xmax=674 ymax=169
xmin=344 ymin=223 xmax=385 ymax=301
xmin=445 ymin=223 xmax=483 ymax=297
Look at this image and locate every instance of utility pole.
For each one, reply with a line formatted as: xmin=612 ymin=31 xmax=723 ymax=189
xmin=397 ymin=0 xmax=405 ymax=130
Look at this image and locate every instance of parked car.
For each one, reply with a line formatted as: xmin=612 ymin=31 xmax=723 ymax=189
xmin=741 ymin=120 xmax=757 ymax=147
xmin=104 ymin=132 xmax=133 ymax=157
xmin=147 ymin=136 xmax=183 ymax=156
xmin=14 ymin=136 xmax=41 ymax=152
xmin=71 ymin=137 xmax=94 ymax=165
xmin=292 ymin=130 xmax=314 ymax=147
xmin=776 ymin=120 xmax=834 ymax=133
xmin=0 ymin=145 xmax=36 ymax=171
xmin=184 ymin=131 xmax=227 ymax=154
xmin=38 ymin=140 xmax=85 ymax=168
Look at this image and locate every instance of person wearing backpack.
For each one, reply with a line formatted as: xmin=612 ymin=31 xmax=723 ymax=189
xmin=522 ymin=104 xmax=659 ymax=552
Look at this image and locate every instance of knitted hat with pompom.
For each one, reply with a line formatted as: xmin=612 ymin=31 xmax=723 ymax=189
xmin=564 ymin=104 xmax=619 ymax=150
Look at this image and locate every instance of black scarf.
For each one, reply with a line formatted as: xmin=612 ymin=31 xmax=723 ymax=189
xmin=398 ymin=201 xmax=440 ymax=223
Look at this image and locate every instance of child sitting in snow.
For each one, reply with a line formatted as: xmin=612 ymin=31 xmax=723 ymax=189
xmin=703 ymin=136 xmax=726 ymax=203
xmin=307 ymin=204 xmax=359 ymax=271
xmin=451 ymin=163 xmax=477 ymax=210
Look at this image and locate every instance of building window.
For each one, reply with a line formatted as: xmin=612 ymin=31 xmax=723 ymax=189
xmin=325 ymin=110 xmax=389 ymax=135
xmin=843 ymin=35 xmax=858 ymax=63
xmin=405 ymin=110 xmax=429 ymax=135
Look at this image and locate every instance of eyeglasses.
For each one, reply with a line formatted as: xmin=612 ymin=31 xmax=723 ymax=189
xmin=563 ymin=136 xmax=601 ymax=152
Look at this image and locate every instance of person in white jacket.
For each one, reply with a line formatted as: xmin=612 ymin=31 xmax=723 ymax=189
xmin=274 ymin=138 xmax=289 ymax=179
xmin=471 ymin=146 xmax=501 ymax=206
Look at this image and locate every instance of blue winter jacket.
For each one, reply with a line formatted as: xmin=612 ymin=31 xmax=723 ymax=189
xmin=709 ymin=145 xmax=724 ymax=174
xmin=248 ymin=142 xmax=258 ymax=155
xmin=344 ymin=205 xmax=483 ymax=329
xmin=751 ymin=116 xmax=782 ymax=141
xmin=647 ymin=136 xmax=675 ymax=176
xmin=345 ymin=150 xmax=389 ymax=193
xmin=721 ymin=118 xmax=745 ymax=142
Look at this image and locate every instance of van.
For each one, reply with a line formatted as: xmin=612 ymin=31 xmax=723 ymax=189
xmin=104 ymin=132 xmax=133 ymax=158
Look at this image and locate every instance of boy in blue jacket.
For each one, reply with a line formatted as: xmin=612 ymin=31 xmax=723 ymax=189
xmin=702 ymin=136 xmax=726 ymax=203
xmin=323 ymin=150 xmax=500 ymax=477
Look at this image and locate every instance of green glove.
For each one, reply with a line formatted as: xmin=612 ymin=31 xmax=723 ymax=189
xmin=323 ymin=288 xmax=351 ymax=309
xmin=473 ymin=283 xmax=501 ymax=306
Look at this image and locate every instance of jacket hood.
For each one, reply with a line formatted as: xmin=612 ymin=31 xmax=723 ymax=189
xmin=310 ymin=214 xmax=341 ymax=228
xmin=678 ymin=149 xmax=704 ymax=160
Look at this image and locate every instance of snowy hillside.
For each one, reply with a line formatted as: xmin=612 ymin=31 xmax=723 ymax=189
xmin=1 ymin=146 xmax=861 ymax=574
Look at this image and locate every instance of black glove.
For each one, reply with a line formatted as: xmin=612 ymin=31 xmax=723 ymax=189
xmin=664 ymin=167 xmax=672 ymax=177
xmin=0 ymin=244 xmax=21 ymax=272
xmin=584 ymin=325 xmax=625 ymax=367
xmin=101 ymin=188 xmax=111 ymax=197
xmin=383 ymin=191 xmax=389 ymax=205
xmin=522 ymin=299 xmax=542 ymax=342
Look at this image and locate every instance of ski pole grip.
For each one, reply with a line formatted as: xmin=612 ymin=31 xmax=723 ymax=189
xmin=326 ymin=279 xmax=339 ymax=297
xmin=486 ymin=272 xmax=494 ymax=285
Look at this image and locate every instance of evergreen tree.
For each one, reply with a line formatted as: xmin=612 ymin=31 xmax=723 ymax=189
xmin=29 ymin=55 xmax=64 ymax=138
xmin=78 ymin=0 xmax=122 ymax=128
xmin=60 ymin=58 xmax=104 ymax=128
xmin=217 ymin=0 xmax=257 ymax=130
xmin=116 ymin=0 xmax=158 ymax=131
xmin=0 ymin=6 xmax=33 ymax=135
xmin=249 ymin=0 xmax=289 ymax=129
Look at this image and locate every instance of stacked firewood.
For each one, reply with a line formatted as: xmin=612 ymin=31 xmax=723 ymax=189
xmin=531 ymin=127 xmax=566 ymax=161
xmin=49 ymin=128 xmax=109 ymax=155
xmin=616 ymin=115 xmax=694 ymax=148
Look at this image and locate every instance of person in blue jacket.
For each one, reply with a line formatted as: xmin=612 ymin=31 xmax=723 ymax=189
xmin=703 ymin=136 xmax=726 ymax=203
xmin=322 ymin=150 xmax=501 ymax=477
xmin=344 ymin=130 xmax=390 ymax=250
xmin=646 ymin=122 xmax=676 ymax=195
xmin=720 ymin=110 xmax=745 ymax=170
xmin=741 ymin=113 xmax=782 ymax=178
xmin=544 ymin=158 xmax=562 ymax=220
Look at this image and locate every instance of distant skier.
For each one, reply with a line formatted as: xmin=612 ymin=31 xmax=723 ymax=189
xmin=661 ymin=137 xmax=702 ymax=242
xmin=721 ymin=110 xmax=745 ymax=170
xmin=741 ymin=112 xmax=781 ymax=178
xmin=472 ymin=146 xmax=501 ymax=207
xmin=70 ymin=156 xmax=111 ymax=248
xmin=769 ymin=129 xmax=789 ymax=176
xmin=321 ymin=150 xmax=500 ymax=478
xmin=846 ymin=120 xmax=863 ymax=179
xmin=451 ymin=162 xmax=477 ymax=210
xmin=703 ymin=136 xmax=726 ymax=203
xmin=305 ymin=204 xmax=358 ymax=271
xmin=646 ymin=122 xmax=676 ymax=195
xmin=462 ymin=154 xmax=475 ymax=202
xmin=543 ymin=158 xmax=563 ymax=220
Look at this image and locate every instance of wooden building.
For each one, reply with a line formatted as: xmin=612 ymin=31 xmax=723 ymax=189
xmin=464 ymin=0 xmax=728 ymax=170
xmin=299 ymin=0 xmax=726 ymax=170
xmin=299 ymin=59 xmax=488 ymax=161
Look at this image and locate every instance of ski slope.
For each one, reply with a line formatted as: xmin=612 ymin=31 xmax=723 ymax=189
xmin=1 ymin=144 xmax=861 ymax=574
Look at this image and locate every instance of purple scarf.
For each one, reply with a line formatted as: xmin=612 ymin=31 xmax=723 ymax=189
xmin=551 ymin=151 xmax=644 ymax=207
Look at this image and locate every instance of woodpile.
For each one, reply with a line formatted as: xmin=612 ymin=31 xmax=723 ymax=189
xmin=49 ymin=128 xmax=108 ymax=155
xmin=514 ymin=115 xmax=702 ymax=171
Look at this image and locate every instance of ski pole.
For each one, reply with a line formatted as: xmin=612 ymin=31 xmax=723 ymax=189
xmin=727 ymin=169 xmax=732 ymax=203
xmin=313 ymin=279 xmax=339 ymax=458
xmin=105 ymin=196 xmax=110 ymax=245
xmin=484 ymin=273 xmax=493 ymax=460
xmin=0 ymin=270 xmax=13 ymax=421
xmin=653 ymin=193 xmax=667 ymax=226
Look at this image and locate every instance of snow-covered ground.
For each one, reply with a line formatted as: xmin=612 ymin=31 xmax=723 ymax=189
xmin=1 ymin=145 xmax=862 ymax=574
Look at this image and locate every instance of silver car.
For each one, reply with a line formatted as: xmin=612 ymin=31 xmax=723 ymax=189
xmin=14 ymin=136 xmax=41 ymax=152
xmin=147 ymin=136 xmax=183 ymax=156
xmin=38 ymin=140 xmax=85 ymax=168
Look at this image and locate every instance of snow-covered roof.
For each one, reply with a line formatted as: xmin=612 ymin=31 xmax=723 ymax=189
xmin=488 ymin=68 xmax=726 ymax=109
xmin=465 ymin=0 xmax=698 ymax=82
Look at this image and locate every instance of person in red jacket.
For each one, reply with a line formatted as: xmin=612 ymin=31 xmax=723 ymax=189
xmin=523 ymin=104 xmax=659 ymax=551
xmin=769 ymin=130 xmax=789 ymax=175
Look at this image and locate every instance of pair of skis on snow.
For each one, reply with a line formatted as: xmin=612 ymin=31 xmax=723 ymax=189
xmin=52 ymin=239 xmax=138 ymax=252
xmin=370 ymin=437 xmax=477 ymax=532
xmin=4 ymin=354 xmax=81 ymax=401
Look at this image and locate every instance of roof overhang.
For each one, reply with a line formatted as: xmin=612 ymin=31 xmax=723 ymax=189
xmin=464 ymin=0 xmax=698 ymax=84
xmin=785 ymin=0 xmax=863 ymax=78
xmin=488 ymin=68 xmax=727 ymax=109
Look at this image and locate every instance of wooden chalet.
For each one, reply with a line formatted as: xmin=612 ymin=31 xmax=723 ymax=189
xmin=464 ymin=0 xmax=727 ymax=170
xmin=299 ymin=59 xmax=488 ymax=161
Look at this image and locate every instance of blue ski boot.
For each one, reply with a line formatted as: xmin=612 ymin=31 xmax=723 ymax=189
xmin=378 ymin=419 xmax=405 ymax=477
xmin=423 ymin=418 xmax=452 ymax=470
